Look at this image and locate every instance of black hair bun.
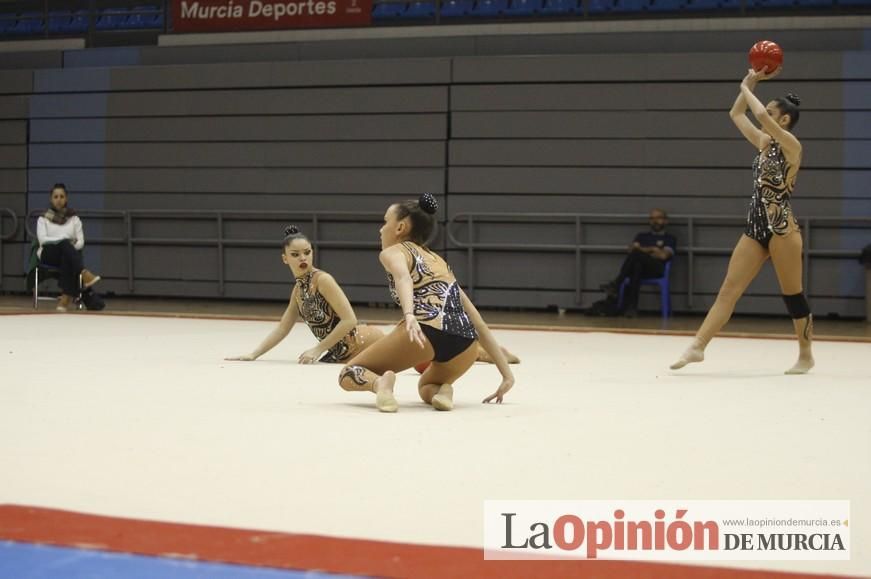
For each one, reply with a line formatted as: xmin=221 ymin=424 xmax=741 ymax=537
xmin=785 ymin=93 xmax=801 ymax=107
xmin=418 ymin=193 xmax=438 ymax=215
xmin=284 ymin=224 xmax=300 ymax=237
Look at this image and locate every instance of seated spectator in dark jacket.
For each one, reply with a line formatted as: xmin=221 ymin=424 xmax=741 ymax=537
xmin=601 ymin=208 xmax=676 ymax=317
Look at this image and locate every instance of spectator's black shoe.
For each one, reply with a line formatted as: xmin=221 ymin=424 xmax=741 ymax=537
xmin=623 ymin=307 xmax=639 ymax=318
xmin=599 ymin=281 xmax=618 ymax=296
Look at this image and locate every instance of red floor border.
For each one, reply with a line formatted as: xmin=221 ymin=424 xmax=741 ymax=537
xmin=0 ymin=505 xmax=850 ymax=579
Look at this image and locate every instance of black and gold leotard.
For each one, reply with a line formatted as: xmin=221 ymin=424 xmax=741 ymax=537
xmin=745 ymin=139 xmax=800 ymax=248
xmin=386 ymin=241 xmax=477 ymax=340
xmin=295 ymin=269 xmax=357 ymax=363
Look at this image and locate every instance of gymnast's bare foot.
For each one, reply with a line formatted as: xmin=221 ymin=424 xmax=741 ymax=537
xmin=670 ymin=342 xmax=705 ymax=370
xmin=431 ymin=383 xmax=454 ymax=411
xmin=374 ymin=371 xmax=398 ymax=413
xmin=785 ymin=355 xmax=814 ymax=375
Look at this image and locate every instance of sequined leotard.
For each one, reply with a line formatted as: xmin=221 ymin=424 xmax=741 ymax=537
xmin=387 ymin=242 xmax=477 ymax=341
xmin=745 ymin=139 xmax=800 ymax=248
xmin=295 ymin=270 xmax=358 ymax=363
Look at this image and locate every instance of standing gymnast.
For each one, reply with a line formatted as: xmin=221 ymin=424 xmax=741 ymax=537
xmin=671 ymin=67 xmax=814 ymax=374
xmin=337 ymin=193 xmax=515 ymax=412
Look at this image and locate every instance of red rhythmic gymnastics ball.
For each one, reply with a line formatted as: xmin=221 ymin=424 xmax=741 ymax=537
xmin=414 ymin=361 xmax=431 ymax=374
xmin=749 ymin=40 xmax=783 ymax=74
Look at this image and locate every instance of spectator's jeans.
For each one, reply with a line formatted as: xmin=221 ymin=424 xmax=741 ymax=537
xmin=40 ymin=240 xmax=83 ymax=296
xmin=616 ymin=250 xmax=666 ymax=310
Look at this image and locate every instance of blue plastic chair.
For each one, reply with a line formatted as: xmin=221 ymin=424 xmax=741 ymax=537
xmin=441 ymin=0 xmax=474 ymax=17
xmin=612 ymin=0 xmax=647 ymax=11
xmin=372 ymin=2 xmax=407 ymax=18
xmin=96 ymin=8 xmax=130 ymax=30
xmin=47 ymin=10 xmax=72 ymax=33
xmin=472 ymin=0 xmax=508 ymax=15
xmin=647 ymin=0 xmax=683 ymax=11
xmin=503 ymin=0 xmax=542 ymax=15
xmin=617 ymin=259 xmax=672 ymax=318
xmin=132 ymin=5 xmax=164 ymax=27
xmin=586 ymin=0 xmax=614 ymax=13
xmin=62 ymin=10 xmax=90 ymax=33
xmin=748 ymin=0 xmax=794 ymax=8
xmin=683 ymin=0 xmax=720 ymax=10
xmin=540 ymin=0 xmax=581 ymax=14
xmin=401 ymin=1 xmax=436 ymax=18
xmin=10 ymin=12 xmax=44 ymax=35
xmin=0 ymin=14 xmax=16 ymax=33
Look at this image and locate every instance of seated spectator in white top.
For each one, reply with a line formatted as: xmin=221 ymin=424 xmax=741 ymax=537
xmin=36 ymin=183 xmax=101 ymax=311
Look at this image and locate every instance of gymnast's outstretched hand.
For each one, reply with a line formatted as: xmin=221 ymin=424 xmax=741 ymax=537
xmin=483 ymin=374 xmax=514 ymax=404
xmin=405 ymin=314 xmax=426 ymax=348
xmin=225 ymin=354 xmax=256 ymax=361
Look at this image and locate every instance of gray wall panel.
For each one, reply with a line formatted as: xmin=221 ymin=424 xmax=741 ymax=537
xmin=0 ymin=96 xmax=29 ymax=120
xmin=108 ymin=58 xmax=452 ymax=91
xmin=452 ymin=53 xmax=849 ymax=84
xmin=447 ymin=194 xmax=847 ymax=217
xmin=224 ymin=247 xmax=385 ymax=285
xmin=452 ymin=82 xmax=855 ymax=112
xmin=448 ymin=167 xmax=861 ymax=199
xmin=450 ymin=139 xmax=864 ymax=169
xmin=31 ymin=142 xmax=446 ymax=168
xmin=0 ymin=121 xmax=26 ymax=144
xmin=33 ymin=68 xmax=112 ymax=93
xmin=94 ymin=193 xmax=426 ymax=213
xmin=32 ymin=115 xmax=447 ymax=142
xmin=133 ymin=246 xmax=218 ymax=280
xmin=474 ymin=30 xmax=868 ymax=57
xmin=452 ymin=111 xmax=863 ymax=139
xmin=0 ymin=192 xmax=26 ymax=212
xmin=29 ymin=86 xmax=448 ymax=118
xmin=0 ymin=52 xmax=62 ymax=71
xmin=0 ymin=146 xmax=26 ymax=168
xmin=28 ymin=168 xmax=445 ymax=194
xmin=0 ymin=71 xmax=33 ymax=95
xmin=449 ymin=137 xmax=871 ymax=169
xmin=0 ymin=170 xmax=26 ymax=194
xmin=297 ymin=37 xmax=478 ymax=61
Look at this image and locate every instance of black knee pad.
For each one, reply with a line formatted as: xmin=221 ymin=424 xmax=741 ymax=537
xmin=783 ymin=293 xmax=811 ymax=319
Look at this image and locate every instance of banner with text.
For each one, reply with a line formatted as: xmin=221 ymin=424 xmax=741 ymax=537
xmin=172 ymin=0 xmax=371 ymax=33
xmin=484 ymin=500 xmax=850 ymax=561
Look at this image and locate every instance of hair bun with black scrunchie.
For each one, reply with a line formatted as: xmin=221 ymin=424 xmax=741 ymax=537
xmin=284 ymin=224 xmax=300 ymax=237
xmin=418 ymin=193 xmax=438 ymax=215
xmin=785 ymin=93 xmax=801 ymax=107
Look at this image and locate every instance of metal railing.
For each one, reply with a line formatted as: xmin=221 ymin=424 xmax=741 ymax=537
xmin=446 ymin=212 xmax=871 ymax=310
xmin=0 ymin=208 xmax=20 ymax=288
xmin=24 ymin=209 xmax=431 ymax=295
xmin=12 ymin=208 xmax=870 ymax=307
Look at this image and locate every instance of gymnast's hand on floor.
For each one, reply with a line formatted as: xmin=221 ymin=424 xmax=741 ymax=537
xmin=225 ymin=354 xmax=256 ymax=361
xmin=483 ymin=375 xmax=514 ymax=404
xmin=298 ymin=347 xmax=321 ymax=364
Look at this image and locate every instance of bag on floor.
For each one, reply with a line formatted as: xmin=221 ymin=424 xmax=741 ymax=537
xmin=585 ymin=294 xmax=620 ymax=316
xmin=80 ymin=288 xmax=106 ymax=311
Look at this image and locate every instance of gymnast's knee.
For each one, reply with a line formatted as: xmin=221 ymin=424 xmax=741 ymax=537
xmin=338 ymin=364 xmax=368 ymax=392
xmin=783 ymin=292 xmax=811 ymax=319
